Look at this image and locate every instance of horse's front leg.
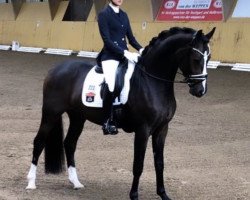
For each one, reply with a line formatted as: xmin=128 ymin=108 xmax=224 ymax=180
xmin=130 ymin=130 xmax=150 ymax=200
xmin=152 ymin=125 xmax=171 ymax=200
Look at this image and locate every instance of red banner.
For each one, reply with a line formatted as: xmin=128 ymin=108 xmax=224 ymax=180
xmin=156 ymin=0 xmax=223 ymax=21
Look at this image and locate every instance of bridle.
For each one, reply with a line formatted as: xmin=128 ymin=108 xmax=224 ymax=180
xmin=137 ymin=45 xmax=211 ymax=85
xmin=184 ymin=45 xmax=210 ymax=86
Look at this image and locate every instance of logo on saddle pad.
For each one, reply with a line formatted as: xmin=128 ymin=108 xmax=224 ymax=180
xmin=86 ymin=91 xmax=95 ymax=102
xmin=82 ymin=63 xmax=135 ymax=108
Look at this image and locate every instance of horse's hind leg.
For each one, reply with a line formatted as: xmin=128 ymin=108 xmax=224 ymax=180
xmin=64 ymin=110 xmax=85 ymax=189
xmin=26 ymin=110 xmax=63 ymax=189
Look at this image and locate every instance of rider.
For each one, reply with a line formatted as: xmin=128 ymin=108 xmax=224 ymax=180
xmin=97 ymin=0 xmax=144 ymax=135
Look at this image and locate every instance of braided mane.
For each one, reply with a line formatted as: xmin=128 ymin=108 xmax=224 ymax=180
xmin=141 ymin=27 xmax=196 ymax=57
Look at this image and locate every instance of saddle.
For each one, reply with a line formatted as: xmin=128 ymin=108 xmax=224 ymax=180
xmin=82 ymin=56 xmax=135 ymax=108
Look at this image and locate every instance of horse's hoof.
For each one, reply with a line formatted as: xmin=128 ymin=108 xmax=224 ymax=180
xmin=130 ymin=191 xmax=139 ymax=200
xmin=26 ymin=184 xmax=36 ymax=190
xmin=26 ymin=179 xmax=36 ymax=190
xmin=160 ymin=193 xmax=171 ymax=200
xmin=73 ymin=183 xmax=85 ymax=190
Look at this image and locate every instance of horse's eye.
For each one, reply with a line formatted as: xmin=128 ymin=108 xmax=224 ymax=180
xmin=192 ymin=52 xmax=202 ymax=60
xmin=193 ymin=57 xmax=202 ymax=63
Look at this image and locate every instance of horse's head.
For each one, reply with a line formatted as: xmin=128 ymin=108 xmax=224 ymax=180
xmin=139 ymin=27 xmax=216 ymax=97
xmin=178 ymin=27 xmax=216 ymax=97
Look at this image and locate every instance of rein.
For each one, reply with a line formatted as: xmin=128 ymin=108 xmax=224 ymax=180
xmin=136 ymin=64 xmax=186 ymax=84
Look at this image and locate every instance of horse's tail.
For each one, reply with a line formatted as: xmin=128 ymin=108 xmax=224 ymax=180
xmin=44 ymin=115 xmax=65 ymax=174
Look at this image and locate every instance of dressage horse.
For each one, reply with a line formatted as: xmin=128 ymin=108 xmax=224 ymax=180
xmin=26 ymin=27 xmax=215 ymax=200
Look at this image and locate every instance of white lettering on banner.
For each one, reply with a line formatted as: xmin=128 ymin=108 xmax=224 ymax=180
xmin=213 ymin=0 xmax=222 ymax=8
xmin=164 ymin=0 xmax=176 ymax=9
xmin=177 ymin=0 xmax=212 ymax=10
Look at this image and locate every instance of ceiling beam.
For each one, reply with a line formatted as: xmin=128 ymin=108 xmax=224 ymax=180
xmin=11 ymin=0 xmax=25 ymax=19
xmin=48 ymin=0 xmax=61 ymax=20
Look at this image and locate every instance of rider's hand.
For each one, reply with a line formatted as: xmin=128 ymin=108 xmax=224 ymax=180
xmin=124 ymin=50 xmax=139 ymax=63
xmin=139 ymin=48 xmax=144 ymax=55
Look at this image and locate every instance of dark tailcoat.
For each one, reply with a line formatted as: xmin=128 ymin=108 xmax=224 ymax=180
xmin=97 ymin=5 xmax=142 ymax=61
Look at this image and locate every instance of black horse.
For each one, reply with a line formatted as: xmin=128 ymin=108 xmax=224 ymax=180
xmin=26 ymin=27 xmax=215 ymax=200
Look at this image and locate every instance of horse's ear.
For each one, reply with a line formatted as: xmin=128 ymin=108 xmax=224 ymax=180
xmin=205 ymin=27 xmax=216 ymax=40
xmin=191 ymin=30 xmax=203 ymax=45
xmin=194 ymin=30 xmax=203 ymax=39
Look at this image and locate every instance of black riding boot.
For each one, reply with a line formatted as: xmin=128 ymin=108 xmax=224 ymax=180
xmin=102 ymin=89 xmax=118 ymax=135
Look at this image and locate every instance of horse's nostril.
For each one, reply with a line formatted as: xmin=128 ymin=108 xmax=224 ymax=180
xmin=189 ymin=87 xmax=205 ymax=98
xmin=198 ymin=89 xmax=206 ymax=97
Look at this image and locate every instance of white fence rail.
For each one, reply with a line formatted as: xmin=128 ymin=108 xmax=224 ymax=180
xmin=0 ymin=43 xmax=249 ymax=72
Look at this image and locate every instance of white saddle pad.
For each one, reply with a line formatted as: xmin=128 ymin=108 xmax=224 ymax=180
xmin=82 ymin=62 xmax=135 ymax=108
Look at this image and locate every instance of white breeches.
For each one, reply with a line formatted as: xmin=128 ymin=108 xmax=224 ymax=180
xmin=102 ymin=60 xmax=119 ymax=92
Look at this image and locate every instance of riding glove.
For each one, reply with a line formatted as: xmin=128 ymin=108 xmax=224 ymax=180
xmin=139 ymin=48 xmax=144 ymax=55
xmin=124 ymin=50 xmax=140 ymax=63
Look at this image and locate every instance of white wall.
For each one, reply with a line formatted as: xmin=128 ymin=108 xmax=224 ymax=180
xmin=232 ymin=0 xmax=250 ymax=17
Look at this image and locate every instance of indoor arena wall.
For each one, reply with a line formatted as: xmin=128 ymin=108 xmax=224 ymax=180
xmin=0 ymin=0 xmax=249 ymax=63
